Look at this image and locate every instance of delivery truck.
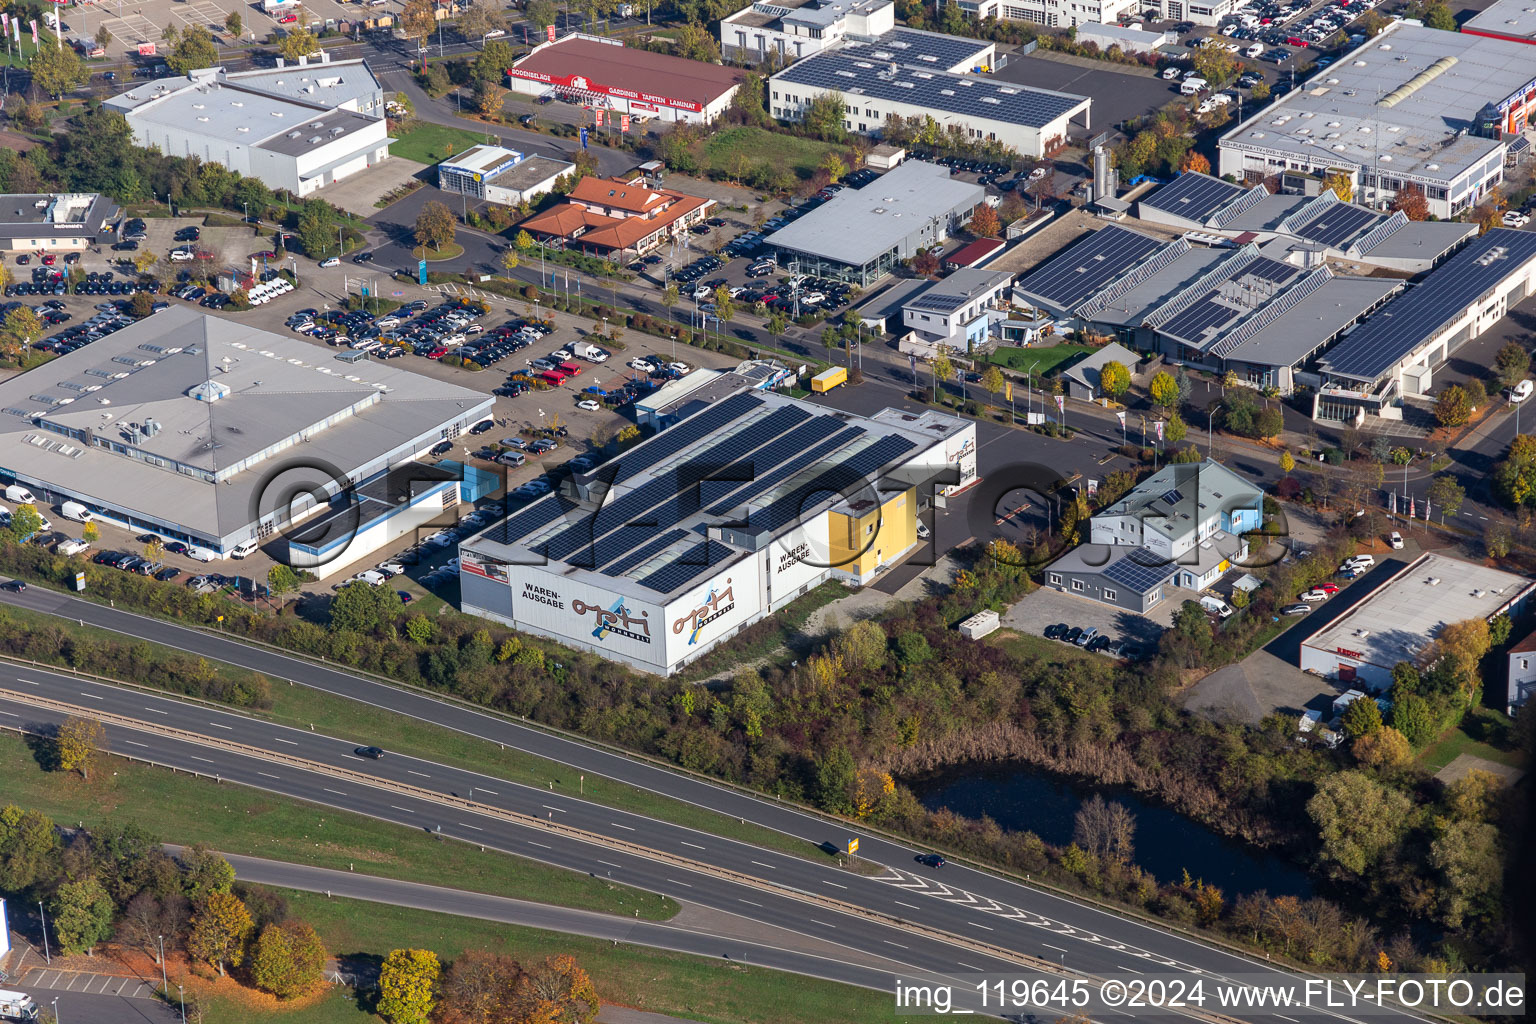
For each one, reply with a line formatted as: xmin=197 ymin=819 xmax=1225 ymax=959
xmin=0 ymin=990 xmax=40 ymax=1022
xmin=810 ymin=366 xmax=847 ymax=393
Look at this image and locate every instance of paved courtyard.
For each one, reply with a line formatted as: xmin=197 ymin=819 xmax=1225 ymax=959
xmin=1003 ymin=582 xmax=1175 ymax=649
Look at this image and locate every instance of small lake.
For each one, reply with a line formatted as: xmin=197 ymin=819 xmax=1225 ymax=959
xmin=915 ymin=763 xmax=1313 ymax=898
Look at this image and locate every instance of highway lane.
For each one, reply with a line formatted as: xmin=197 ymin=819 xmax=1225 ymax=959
xmin=0 ymin=668 xmax=1157 ymax=982
xmin=0 ymin=589 xmax=1404 ymax=1024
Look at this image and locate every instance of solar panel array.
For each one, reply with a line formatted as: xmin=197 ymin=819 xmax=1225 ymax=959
xmin=748 ymin=435 xmax=917 ymax=533
xmin=707 ymin=425 xmax=866 ymax=517
xmin=1353 ymin=210 xmax=1409 ymax=255
xmin=601 ymin=528 xmax=690 ymax=577
xmin=1015 ymin=226 xmax=1164 ymax=310
xmin=842 ymin=28 xmax=992 ymax=70
xmin=1209 ymin=264 xmax=1335 ymax=358
xmin=610 ymin=392 xmax=764 ymax=483
xmin=1075 ymin=237 xmax=1192 ymax=319
xmin=1323 ymin=228 xmax=1536 ymax=381
xmin=1295 ymin=203 xmax=1380 ymax=249
xmin=1151 ymin=252 xmax=1300 ymax=347
xmin=1142 ymin=173 xmax=1245 ymax=223
xmin=1209 ymin=185 xmax=1268 ymax=228
xmin=637 ymin=539 xmax=736 ymax=594
xmin=1102 ymin=548 xmax=1176 ymax=593
xmin=774 ymin=51 xmax=1087 ymax=130
xmin=485 ymin=493 xmax=577 ymax=547
xmin=1144 ymin=247 xmax=1259 ymax=329
xmin=1278 ymin=192 xmax=1338 ymax=236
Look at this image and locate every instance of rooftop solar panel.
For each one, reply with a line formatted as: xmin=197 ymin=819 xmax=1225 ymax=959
xmin=1102 ymin=549 xmax=1175 ymax=593
xmin=707 ymin=425 xmax=867 ymax=517
xmin=1322 ymin=228 xmax=1536 ymax=382
xmin=1014 ymin=226 xmax=1164 ymax=310
xmin=600 ymin=528 xmax=690 ymax=577
xmin=748 ymin=435 xmax=917 ymax=533
xmin=485 ymin=492 xmax=578 ymax=547
xmin=636 ymin=539 xmax=736 ymax=594
xmin=610 ymin=392 xmax=764 ymax=483
xmin=1142 ymin=173 xmax=1245 ymax=223
xmin=1295 ymin=204 xmax=1379 ymax=249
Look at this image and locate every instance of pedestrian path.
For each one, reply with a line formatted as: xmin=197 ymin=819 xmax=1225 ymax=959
xmin=16 ymin=966 xmax=158 ymax=1000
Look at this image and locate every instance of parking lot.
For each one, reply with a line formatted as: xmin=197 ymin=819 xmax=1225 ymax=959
xmin=75 ymin=0 xmax=395 ymax=58
xmin=1001 ymin=584 xmax=1171 ymax=661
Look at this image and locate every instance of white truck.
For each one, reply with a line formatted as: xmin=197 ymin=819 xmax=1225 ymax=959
xmin=61 ymin=500 xmax=93 ymax=523
xmin=0 ymin=990 xmax=40 ymax=1022
xmin=57 ymin=538 xmax=90 ymax=557
xmin=580 ymin=344 xmax=609 ymax=363
xmin=4 ymin=484 xmax=34 ymax=504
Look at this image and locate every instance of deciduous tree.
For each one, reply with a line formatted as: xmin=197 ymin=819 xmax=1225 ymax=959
xmin=1178 ymin=151 xmax=1211 ymax=174
xmin=181 ymin=843 xmax=236 ymax=906
xmin=277 ymin=24 xmax=320 ymax=62
xmin=1353 ymin=726 xmax=1412 ymax=768
xmin=1305 ymin=770 xmax=1412 ymax=876
xmin=189 ymin=890 xmax=253 ymax=976
xmin=400 ymin=0 xmax=436 ymax=47
xmin=1434 ymin=384 xmax=1470 ymax=427
xmin=51 ymin=876 xmax=115 ymax=955
xmin=330 ymin=578 xmax=404 ymax=634
xmin=31 ymin=43 xmax=88 ymax=98
xmin=1073 ymin=795 xmax=1136 ymax=862
xmin=969 ymin=203 xmax=1000 ymax=238
xmin=437 ymin=950 xmax=522 ymax=1024
xmin=0 ymin=804 xmax=61 ymax=893
xmin=1388 ymin=182 xmax=1429 ymax=220
xmin=1149 ymin=370 xmax=1179 ymax=411
xmin=1322 ymin=170 xmax=1353 ymax=203
xmin=513 ymin=955 xmax=599 ymax=1024
xmin=55 ymin=716 xmax=105 ymax=780
xmin=1340 ymin=696 xmax=1382 ymax=739
xmin=414 ymin=201 xmax=456 ymax=253
xmin=1099 ymin=360 xmax=1130 ymax=399
xmin=251 ymin=920 xmax=327 ymax=999
xmin=379 ymin=948 xmax=441 ymax=1024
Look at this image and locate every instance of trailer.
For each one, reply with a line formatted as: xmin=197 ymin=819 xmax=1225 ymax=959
xmin=811 ymin=366 xmax=847 ymax=393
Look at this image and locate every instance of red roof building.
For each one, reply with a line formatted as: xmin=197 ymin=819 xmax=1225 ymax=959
xmin=505 ymin=34 xmax=744 ymax=124
xmin=519 ymin=174 xmax=715 ymax=257
xmin=944 ymin=237 xmax=1004 ymax=270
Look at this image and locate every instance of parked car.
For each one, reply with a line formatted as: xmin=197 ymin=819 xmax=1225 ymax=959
xmin=1280 ymin=603 xmax=1313 ymax=615
xmin=1388 ymin=531 xmax=1403 ymax=549
xmin=1299 ymin=589 xmax=1329 ymax=602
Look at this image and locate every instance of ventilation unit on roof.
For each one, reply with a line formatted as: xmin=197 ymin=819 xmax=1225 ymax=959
xmin=310 ymin=121 xmax=323 ymax=128
xmin=288 ymin=129 xmax=302 ymax=138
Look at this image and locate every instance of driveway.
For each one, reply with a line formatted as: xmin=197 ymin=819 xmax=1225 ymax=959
xmin=326 ymin=158 xmax=430 ymax=218
xmin=1003 ymin=583 xmax=1173 ymax=648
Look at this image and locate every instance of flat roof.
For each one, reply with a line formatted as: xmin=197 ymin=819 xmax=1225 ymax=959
xmin=1141 ymin=172 xmax=1247 ymax=223
xmin=774 ymin=49 xmax=1086 ymax=129
xmin=510 ymin=35 xmax=743 ymax=108
xmin=1013 ymin=224 xmax=1167 ymax=312
xmin=0 ymin=193 xmax=118 ymax=237
xmin=489 ymin=154 xmax=575 ymax=191
xmin=1219 ymin=23 xmax=1533 ymax=183
xmin=763 ymin=161 xmax=983 ymax=266
xmin=443 ymin=144 xmax=524 ymax=176
xmin=0 ymin=306 xmax=488 ymax=540
xmin=1151 ymin=249 xmax=1304 ymax=350
xmin=1464 ymin=0 xmax=1536 ymax=40
xmin=226 ymin=58 xmax=381 ymax=108
xmin=1321 ymin=228 xmax=1536 ymax=382
xmin=841 ymin=27 xmax=993 ymax=71
xmin=1356 ymin=219 xmax=1476 ymax=259
xmin=1304 ymin=553 xmax=1536 ymax=670
xmin=903 ymin=268 xmax=1011 ymax=315
xmin=1078 ymin=246 xmax=1228 ymax=327
xmin=1218 ymin=275 xmax=1403 ymax=367
xmin=465 ymin=387 xmax=963 ymax=600
xmin=109 ymin=77 xmax=379 ymax=150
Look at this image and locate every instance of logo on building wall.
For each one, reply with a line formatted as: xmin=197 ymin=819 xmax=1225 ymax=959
xmin=572 ymin=75 xmax=590 ymax=90
xmin=673 ymin=579 xmax=735 ymax=645
xmin=572 ymin=596 xmax=652 ymax=644
xmin=1335 ymin=646 xmax=1364 ymax=659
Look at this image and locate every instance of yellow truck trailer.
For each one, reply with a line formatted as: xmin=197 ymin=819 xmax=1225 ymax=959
xmin=811 ymin=366 xmax=848 ymax=393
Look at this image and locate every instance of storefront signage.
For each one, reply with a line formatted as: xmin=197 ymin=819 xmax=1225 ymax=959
xmin=507 ymin=66 xmax=704 ymax=111
xmin=1335 ymin=646 xmax=1364 ymax=659
xmin=572 ymin=596 xmax=652 ymax=644
xmin=521 ymin=582 xmax=565 ymax=609
xmin=775 ymin=542 xmax=810 ymax=575
xmin=674 ymin=579 xmax=735 ymax=645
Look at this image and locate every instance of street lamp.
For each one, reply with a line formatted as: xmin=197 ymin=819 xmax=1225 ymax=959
xmin=51 ymin=998 xmax=58 ymax=1024
xmin=178 ymin=984 xmax=186 ymax=1024
xmin=38 ymin=900 xmax=50 ymax=964
xmin=157 ymin=935 xmax=168 ymax=991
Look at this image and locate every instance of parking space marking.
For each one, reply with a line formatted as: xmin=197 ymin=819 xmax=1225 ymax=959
xmin=104 ymin=13 xmax=158 ymax=45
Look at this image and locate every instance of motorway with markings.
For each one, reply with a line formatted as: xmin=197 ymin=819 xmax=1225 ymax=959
xmin=0 ymin=585 xmax=1423 ymax=1023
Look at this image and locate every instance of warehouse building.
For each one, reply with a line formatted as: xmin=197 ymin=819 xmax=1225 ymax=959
xmin=942 ymin=0 xmax=1140 ymax=29
xmin=1301 ymin=553 xmax=1535 ymax=692
xmin=1075 ymin=22 xmax=1174 ymax=54
xmin=106 ymin=66 xmax=391 ymax=196
xmin=223 ymin=53 xmax=388 ymax=118
xmin=0 ymin=306 xmax=491 ymax=570
xmin=506 ymin=34 xmax=743 ymax=124
xmin=436 ymin=145 xmax=574 ymax=205
xmin=0 ymin=193 xmax=120 ymax=253
xmin=764 ymin=160 xmax=984 ymax=283
xmin=1217 ymin=24 xmax=1536 ymax=219
xmin=458 ymin=385 xmax=975 ymax=675
xmin=769 ymin=30 xmax=1086 ymax=157
xmin=720 ymin=0 xmax=896 ymax=64
xmin=1463 ymin=0 xmax=1536 ymax=45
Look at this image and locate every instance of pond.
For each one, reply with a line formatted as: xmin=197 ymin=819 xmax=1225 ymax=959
xmin=915 ymin=763 xmax=1313 ymax=898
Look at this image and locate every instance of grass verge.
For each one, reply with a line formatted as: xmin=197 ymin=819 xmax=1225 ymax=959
xmin=700 ymin=126 xmax=845 ymax=181
xmin=387 ymin=122 xmax=491 ymax=165
xmin=986 ymin=343 xmax=1095 ymax=376
xmin=1419 ymin=709 xmax=1524 ymax=771
xmin=0 ymin=730 xmax=676 ymax=921
xmin=187 ymin=887 xmax=937 ymax=1024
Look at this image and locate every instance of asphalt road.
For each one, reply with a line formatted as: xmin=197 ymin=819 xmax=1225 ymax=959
xmin=0 ymin=592 xmax=1423 ymax=1024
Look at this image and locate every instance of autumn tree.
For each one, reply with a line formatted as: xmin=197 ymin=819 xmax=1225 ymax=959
xmin=1099 ymin=360 xmax=1130 ymax=399
xmin=456 ymin=0 xmax=507 ymax=40
xmin=1422 ymin=0 xmax=1456 ymax=30
xmin=1434 ymin=384 xmax=1470 ymax=427
xmin=969 ymin=203 xmax=1001 ymax=238
xmin=188 ymin=890 xmax=253 ymax=976
xmin=437 ymin=950 xmax=522 ymax=1024
xmin=1494 ymin=341 xmax=1531 ymax=388
xmin=51 ymin=876 xmax=115 ymax=955
xmin=1179 ymin=151 xmax=1211 ymax=174
xmin=277 ymin=23 xmax=320 ymax=62
xmin=1421 ymin=617 xmax=1489 ymax=701
xmin=225 ymin=10 xmax=243 ymax=36
xmin=0 ymin=306 xmax=44 ymax=359
xmin=1428 ymin=821 xmax=1500 ymax=927
xmin=1323 ymin=170 xmax=1354 ymax=203
xmin=400 ymin=0 xmax=436 ymax=47
xmin=55 ymin=716 xmax=106 ymax=780
xmin=1389 ymin=182 xmax=1429 ymax=220
xmin=1339 ymin=696 xmax=1382 ymax=739
xmin=1073 ymin=795 xmax=1136 ymax=862
xmin=379 ymin=948 xmax=441 ymax=1024
xmin=1149 ymin=370 xmax=1179 ymax=411
xmin=513 ymin=955 xmax=599 ymax=1024
xmin=1280 ymin=450 xmax=1295 ymax=475
xmin=30 ymin=42 xmax=89 ymax=98
xmin=181 ymin=843 xmax=236 ymax=905
xmin=1353 ymin=726 xmax=1412 ymax=768
xmin=1306 ymin=770 xmax=1412 ymax=877
xmin=251 ymin=920 xmax=327 ymax=999
xmin=1427 ymin=474 xmax=1465 ymax=520
xmin=414 ymin=201 xmax=456 ymax=254
xmin=980 ymin=364 xmax=1005 ymax=397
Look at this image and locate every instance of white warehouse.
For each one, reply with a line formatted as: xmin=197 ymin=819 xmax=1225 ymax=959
xmin=106 ymin=66 xmax=391 ymax=196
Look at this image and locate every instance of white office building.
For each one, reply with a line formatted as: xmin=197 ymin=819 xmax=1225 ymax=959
xmin=720 ymin=0 xmax=896 ymax=63
xmin=941 ymin=0 xmax=1140 ymax=30
xmin=436 ymin=145 xmax=575 ymax=206
xmin=900 ymin=268 xmax=1012 ymax=353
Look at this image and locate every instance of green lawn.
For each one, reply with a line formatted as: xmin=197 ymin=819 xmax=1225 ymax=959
xmin=0 ymin=731 xmax=675 ymax=921
xmin=986 ymin=344 xmax=1095 ymax=376
xmin=181 ymin=887 xmax=969 ymax=1024
xmin=700 ymin=126 xmax=845 ymax=181
xmin=387 ymin=122 xmax=491 ymax=165
xmin=1418 ymin=709 xmax=1524 ymax=771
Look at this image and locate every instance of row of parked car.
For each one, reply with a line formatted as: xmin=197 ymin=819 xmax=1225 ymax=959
xmin=36 ymin=303 xmax=150 ymax=355
xmin=1043 ymin=623 xmax=1145 ymax=660
xmin=91 ymin=549 xmax=184 ymax=582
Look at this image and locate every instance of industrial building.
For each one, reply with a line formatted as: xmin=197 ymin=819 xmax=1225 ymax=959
xmin=0 ymin=306 xmax=491 ymax=570
xmin=940 ymin=0 xmax=1140 ymax=29
xmin=1217 ymin=24 xmax=1536 ymax=219
xmin=436 ymin=145 xmax=574 ymax=205
xmin=1300 ymin=553 xmax=1535 ymax=692
xmin=719 ymin=0 xmax=896 ymax=63
xmin=1074 ymin=22 xmax=1174 ymax=54
xmin=506 ymin=34 xmax=744 ymax=124
xmin=769 ymin=30 xmax=1087 ymax=157
xmin=0 ymin=193 xmax=120 ymax=252
xmin=1044 ymin=459 xmax=1262 ymax=613
xmin=1463 ymin=0 xmax=1536 ymax=45
xmin=458 ymin=383 xmax=975 ymax=675
xmin=763 ymin=160 xmax=985 ymax=283
xmin=106 ymin=65 xmax=391 ymax=197
xmin=221 ymin=54 xmax=388 ymax=118
xmin=517 ymin=173 xmax=714 ymax=258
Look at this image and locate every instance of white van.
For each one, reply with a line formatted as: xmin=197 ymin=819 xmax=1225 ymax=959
xmin=60 ymin=500 xmax=92 ymax=523
xmin=4 ymin=484 xmax=35 ymax=504
xmin=1245 ymin=43 xmax=1263 ymax=57
xmin=1200 ymin=595 xmax=1234 ymax=618
xmin=229 ymin=539 xmax=259 ymax=559
xmin=1181 ymin=77 xmax=1209 ymax=95
xmin=580 ymin=344 xmax=609 ymax=362
xmin=57 ymin=538 xmax=90 ymax=556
